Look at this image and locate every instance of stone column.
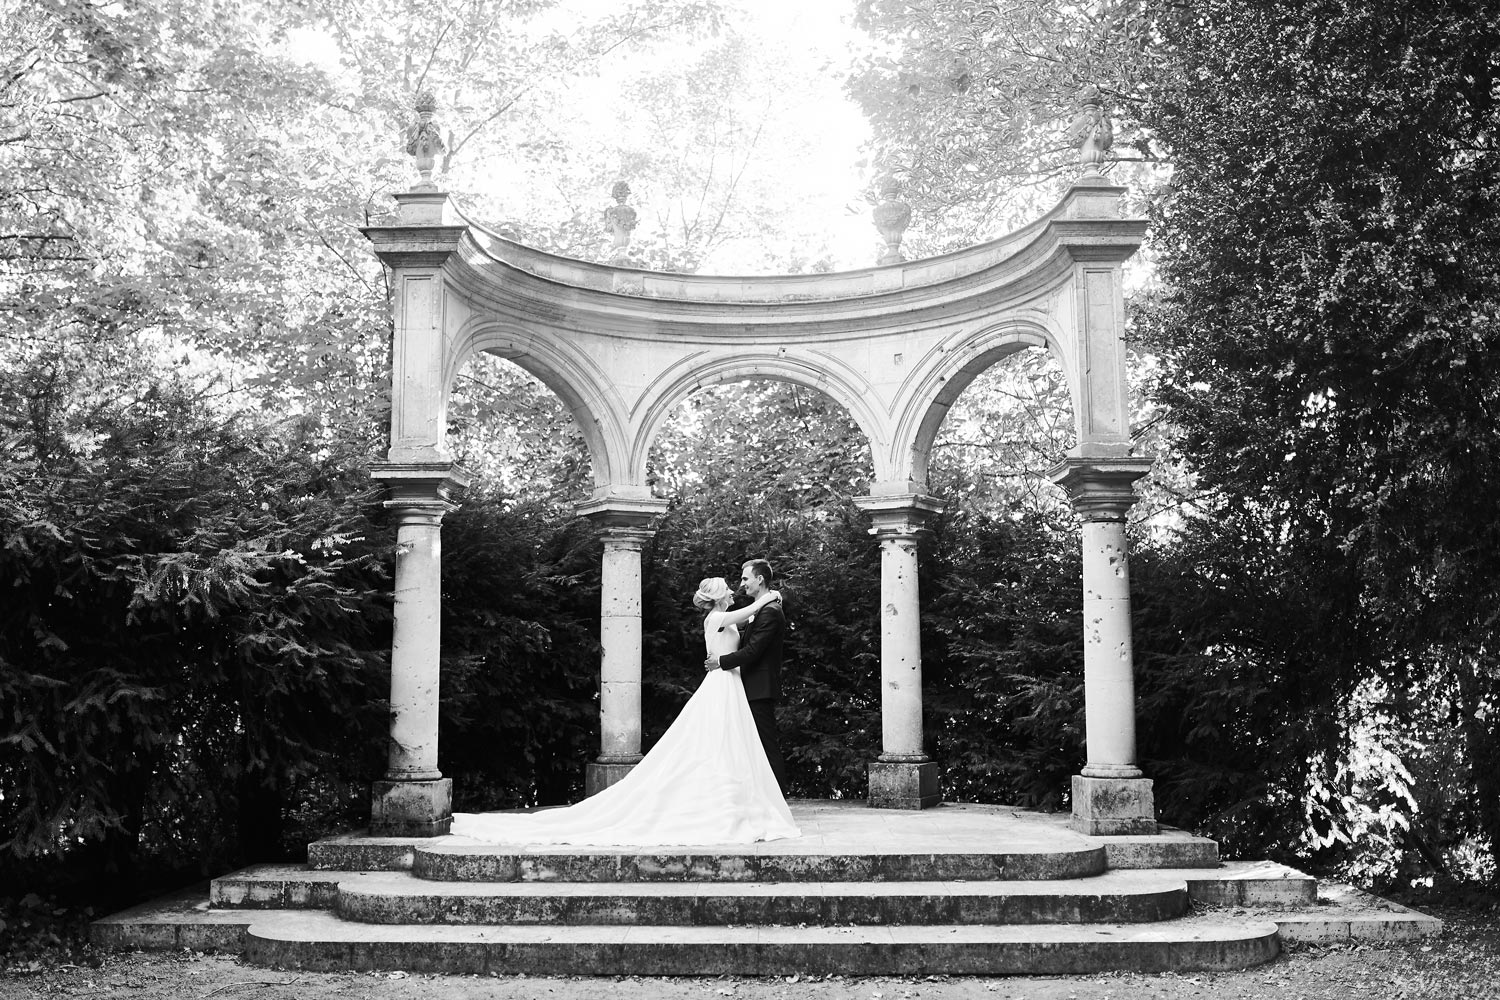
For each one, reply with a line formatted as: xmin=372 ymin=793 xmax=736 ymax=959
xmin=854 ymin=493 xmax=943 ymax=809
xmin=368 ymin=462 xmax=469 ymax=836
xmin=1048 ymin=456 xmax=1157 ymax=835
xmin=578 ymin=496 xmax=669 ymax=795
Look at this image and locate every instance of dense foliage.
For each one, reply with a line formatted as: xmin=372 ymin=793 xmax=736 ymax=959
xmin=851 ymin=0 xmax=1500 ymax=886
xmin=6 ymin=0 xmax=1499 ymax=950
xmin=0 ymin=347 xmax=389 ymax=894
xmin=1135 ymin=0 xmax=1500 ymax=881
xmin=848 ymin=0 xmax=1156 ymax=248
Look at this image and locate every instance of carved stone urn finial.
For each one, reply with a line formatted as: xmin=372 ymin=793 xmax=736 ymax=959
xmin=404 ymin=89 xmax=446 ymax=191
xmin=1071 ymin=85 xmax=1114 ymax=181
xmin=604 ymin=181 xmax=638 ymax=256
xmin=872 ymin=178 xmax=911 ymax=266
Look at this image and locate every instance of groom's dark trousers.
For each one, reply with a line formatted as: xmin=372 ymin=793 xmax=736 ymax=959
xmin=718 ymin=600 xmax=789 ymax=795
xmin=747 ymin=699 xmax=789 ymax=795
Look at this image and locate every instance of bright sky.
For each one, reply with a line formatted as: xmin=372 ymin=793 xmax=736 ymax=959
xmin=695 ymin=0 xmax=877 ymax=272
xmin=530 ymin=0 xmax=880 ymax=272
xmin=287 ymin=0 xmax=879 ymax=272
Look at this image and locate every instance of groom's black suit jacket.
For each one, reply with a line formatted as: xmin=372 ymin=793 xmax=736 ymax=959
xmin=718 ymin=601 xmax=784 ymax=702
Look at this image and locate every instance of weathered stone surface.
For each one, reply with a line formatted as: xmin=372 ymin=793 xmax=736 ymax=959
xmin=1070 ymin=774 xmax=1158 ymax=836
xmin=1271 ymin=882 xmax=1443 ymax=943
xmin=370 ymin=777 xmax=452 ymax=837
xmin=331 ymin=871 xmax=1187 ymax=927
xmin=308 ymin=833 xmax=421 ymax=872
xmin=1170 ymin=860 xmax=1317 ymax=906
xmin=88 ymin=883 xmax=251 ymax=953
xmin=211 ymin=865 xmax=347 ymax=910
xmin=240 ymin=911 xmax=1281 ymax=976
xmin=868 ymin=760 xmax=941 ymax=810
xmin=92 ymin=802 xmax=1441 ymax=976
xmin=1098 ymin=826 xmax=1220 ymax=869
xmin=410 ymin=847 xmax=1107 ymax=884
xmin=584 ymin=760 xmax=637 ymax=797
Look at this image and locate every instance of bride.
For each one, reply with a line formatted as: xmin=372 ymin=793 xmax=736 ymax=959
xmin=449 ymin=577 xmax=800 ymax=846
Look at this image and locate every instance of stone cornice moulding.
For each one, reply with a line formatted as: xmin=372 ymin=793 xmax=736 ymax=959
xmin=449 ymin=181 xmax=1133 ymax=302
xmin=1047 ymin=456 xmax=1155 ymax=522
xmin=389 ymin=189 xmax=1145 ymax=343
xmin=854 ymin=493 xmax=945 ymax=539
xmin=370 ymin=460 xmax=472 ymax=508
xmin=361 ymin=224 xmax=469 ymax=269
xmin=576 ymin=494 xmax=671 ymax=530
xmin=437 ymin=236 xmax=1142 ymax=346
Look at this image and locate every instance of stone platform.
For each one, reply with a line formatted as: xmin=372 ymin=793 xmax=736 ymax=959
xmin=91 ymin=801 xmax=1441 ymax=976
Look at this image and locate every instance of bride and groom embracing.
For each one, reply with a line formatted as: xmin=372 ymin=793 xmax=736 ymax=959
xmin=450 ymin=558 xmax=800 ymax=846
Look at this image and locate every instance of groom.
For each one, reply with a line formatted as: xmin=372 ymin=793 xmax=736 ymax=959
xmin=704 ymin=558 xmax=789 ymax=795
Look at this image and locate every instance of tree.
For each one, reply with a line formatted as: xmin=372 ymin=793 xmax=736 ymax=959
xmin=0 ymin=0 xmax=738 ymax=449
xmin=848 ymin=0 xmax=1500 ymax=884
xmin=464 ymin=1 xmax=873 ymax=274
xmin=0 ymin=343 xmax=389 ymax=881
xmin=927 ymin=348 xmax=1079 ymax=520
xmin=437 ymin=488 xmax=605 ymax=809
xmin=1136 ymin=0 xmax=1500 ymax=881
xmin=648 ymin=381 xmax=875 ymax=505
xmin=847 ymin=0 xmax=1157 ymax=252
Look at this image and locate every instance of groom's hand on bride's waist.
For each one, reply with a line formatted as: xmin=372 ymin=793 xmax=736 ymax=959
xmin=704 ymin=654 xmax=721 ymax=671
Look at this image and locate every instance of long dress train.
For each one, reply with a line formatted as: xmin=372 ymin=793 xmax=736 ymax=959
xmin=449 ymin=615 xmax=799 ymax=846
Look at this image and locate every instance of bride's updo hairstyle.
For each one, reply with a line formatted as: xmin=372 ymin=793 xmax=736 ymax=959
xmin=693 ymin=577 xmax=732 ymax=611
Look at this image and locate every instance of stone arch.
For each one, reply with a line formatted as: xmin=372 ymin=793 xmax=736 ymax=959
xmin=364 ymin=182 xmax=1158 ymax=836
xmin=895 ymin=318 xmax=1075 ymax=490
xmin=449 ymin=318 xmax=634 ymax=492
xmin=628 ymin=350 xmax=892 ymax=488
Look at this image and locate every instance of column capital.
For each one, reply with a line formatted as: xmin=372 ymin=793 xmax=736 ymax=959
xmin=577 ymin=494 xmax=670 ymax=531
xmin=1047 ymin=456 xmax=1153 ymax=522
xmin=598 ymin=526 xmax=654 ymax=550
xmin=360 ymin=216 xmax=467 ymax=268
xmin=371 ymin=461 xmax=470 ymax=507
xmin=853 ymin=492 xmax=944 ymax=539
xmin=381 ymin=500 xmax=455 ymax=527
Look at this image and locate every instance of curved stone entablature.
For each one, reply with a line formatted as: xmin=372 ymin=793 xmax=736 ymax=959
xmin=364 ymin=181 xmax=1146 ymax=499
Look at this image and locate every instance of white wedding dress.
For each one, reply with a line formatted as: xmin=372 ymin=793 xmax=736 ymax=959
xmin=449 ymin=613 xmax=799 ymax=846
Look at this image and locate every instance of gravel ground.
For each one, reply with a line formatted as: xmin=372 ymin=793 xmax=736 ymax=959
xmin=1 ymin=902 xmax=1494 ymax=1000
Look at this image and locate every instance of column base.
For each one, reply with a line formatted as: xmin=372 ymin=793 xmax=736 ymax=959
xmin=370 ymin=778 xmax=452 ymax=837
xmin=1068 ymin=774 xmax=1158 ymax=835
xmin=867 ymin=760 xmax=941 ymax=810
xmin=585 ymin=760 xmax=640 ymax=796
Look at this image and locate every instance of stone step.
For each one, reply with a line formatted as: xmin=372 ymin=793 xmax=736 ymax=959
xmin=331 ymin=870 xmax=1188 ymax=926
xmin=307 ymin=833 xmax=424 ymax=873
xmin=1263 ymin=881 xmax=1444 ymax=944
xmin=408 ymin=843 xmax=1108 ymax=883
xmin=212 ymin=860 xmax=1315 ymax=915
xmin=1164 ymin=861 xmax=1319 ymax=907
xmin=241 ymin=909 xmax=1282 ymax=976
xmin=1098 ymin=828 xmax=1220 ymax=870
xmin=211 ymin=865 xmax=349 ymax=910
xmin=93 ymin=887 xmax=1445 ymax=963
xmin=305 ymin=801 xmax=1223 ymax=877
